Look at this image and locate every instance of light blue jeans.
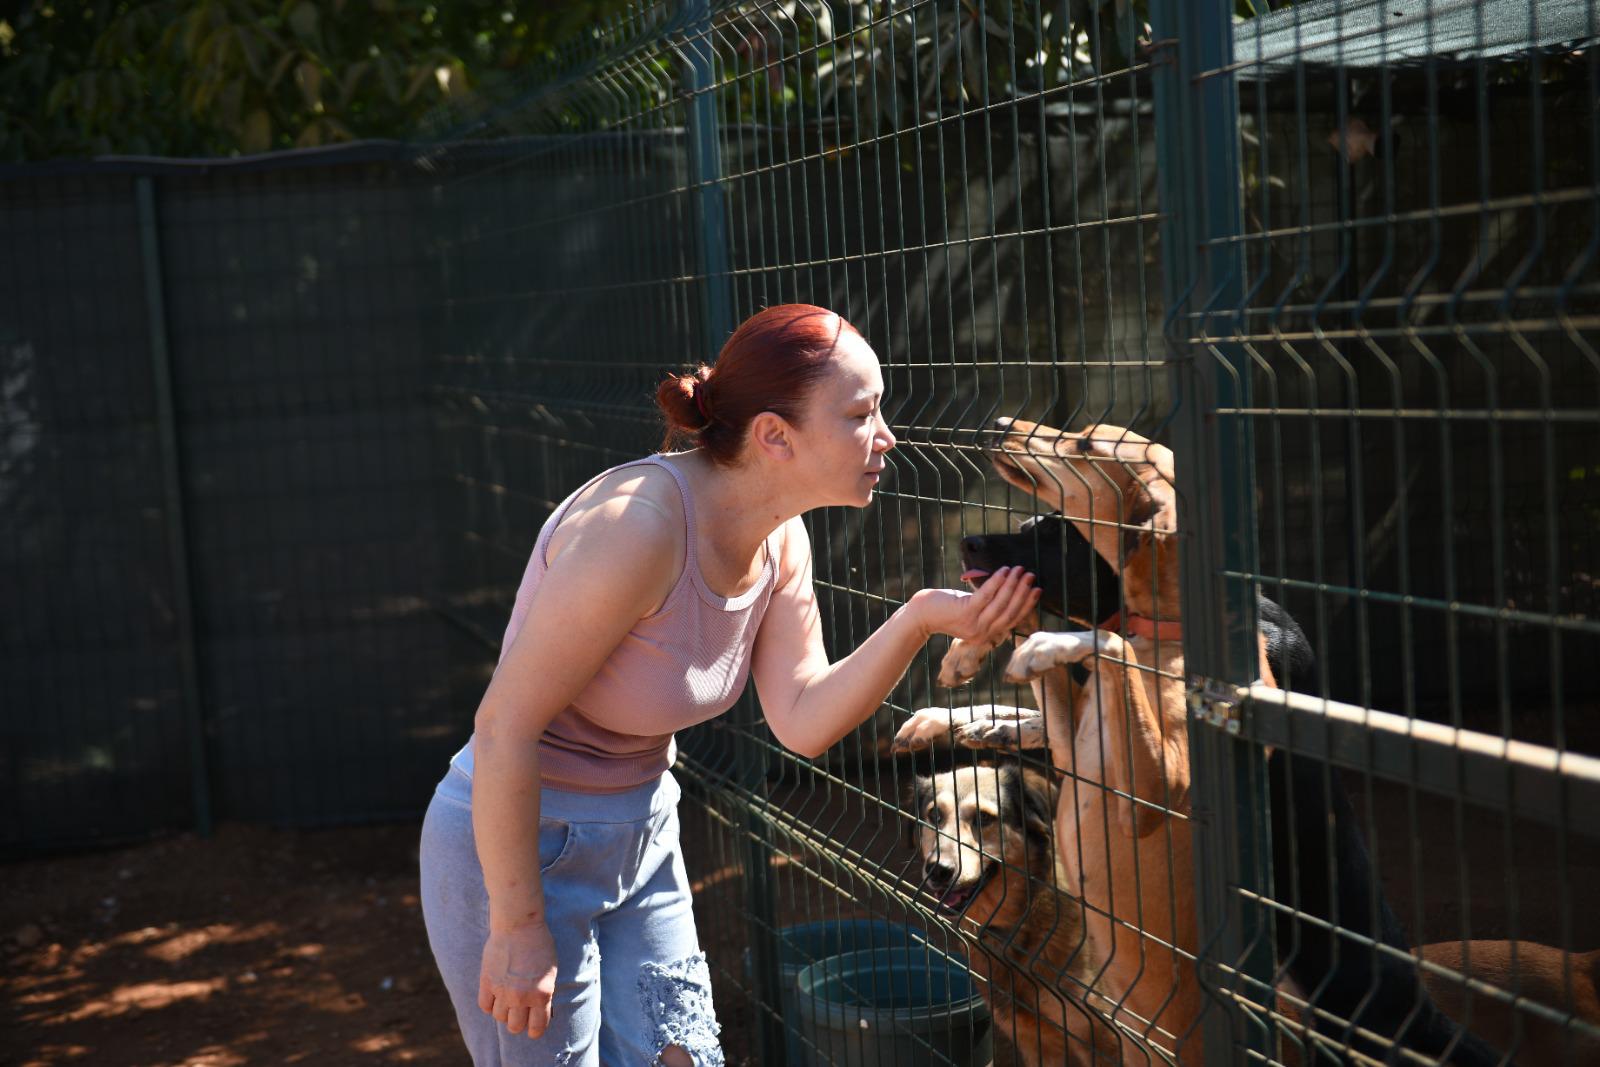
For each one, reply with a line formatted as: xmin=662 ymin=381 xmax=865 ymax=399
xmin=419 ymin=764 xmax=723 ymax=1066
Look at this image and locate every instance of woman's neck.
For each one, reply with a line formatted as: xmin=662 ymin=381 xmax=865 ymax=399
xmin=665 ymin=449 xmax=797 ymax=566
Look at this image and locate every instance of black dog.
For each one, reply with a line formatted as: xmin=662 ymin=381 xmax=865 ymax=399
xmin=960 ymin=512 xmax=1120 ymax=628
xmin=957 ymin=515 xmax=1504 ymax=1067
xmin=963 ymin=513 xmax=1313 ymax=688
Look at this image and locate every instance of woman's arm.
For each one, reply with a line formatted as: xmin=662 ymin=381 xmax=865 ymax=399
xmin=471 ymin=486 xmax=678 ymax=1037
xmin=751 ymin=517 xmax=1039 ymax=758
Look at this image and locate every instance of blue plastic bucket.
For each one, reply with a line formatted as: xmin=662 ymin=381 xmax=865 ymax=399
xmin=794 ymin=945 xmax=993 ymax=1066
xmin=743 ymin=920 xmax=931 ymax=1066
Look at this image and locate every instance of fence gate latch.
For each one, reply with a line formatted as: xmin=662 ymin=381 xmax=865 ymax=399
xmin=1187 ymin=677 xmax=1248 ymax=735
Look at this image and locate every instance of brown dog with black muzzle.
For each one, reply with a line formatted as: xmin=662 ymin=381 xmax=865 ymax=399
xmin=938 ymin=418 xmax=1206 ymax=1065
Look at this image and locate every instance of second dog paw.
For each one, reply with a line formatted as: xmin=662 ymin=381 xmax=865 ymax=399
xmin=891 ymin=707 xmax=956 ymax=752
xmin=954 ymin=715 xmax=1044 ymax=750
xmin=1004 ymin=630 xmax=1101 ymax=682
xmin=938 ymin=638 xmax=994 ymax=687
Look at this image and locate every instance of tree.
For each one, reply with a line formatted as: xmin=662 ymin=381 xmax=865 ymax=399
xmin=0 ymin=0 xmax=629 ymax=161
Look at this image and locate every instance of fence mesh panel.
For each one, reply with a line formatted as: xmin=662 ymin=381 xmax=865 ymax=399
xmin=2 ymin=1 xmax=1597 ymax=1064
xmin=420 ymin=2 xmax=1600 ymax=1063
xmin=419 ymin=4 xmax=1175 ymax=1062
xmin=1204 ymin=2 xmax=1600 ymax=1064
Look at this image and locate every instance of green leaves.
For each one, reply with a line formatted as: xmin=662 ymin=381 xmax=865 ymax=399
xmin=722 ymin=0 xmax=1155 ymax=133
xmin=294 ymin=58 xmax=322 ymax=109
xmin=1 ymin=0 xmax=632 ymax=160
xmin=286 ymin=0 xmax=318 ymax=45
xmin=242 ymin=106 xmax=271 ymax=152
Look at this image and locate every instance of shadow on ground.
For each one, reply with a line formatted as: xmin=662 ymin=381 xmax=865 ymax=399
xmin=0 ymin=822 xmax=465 ymax=1067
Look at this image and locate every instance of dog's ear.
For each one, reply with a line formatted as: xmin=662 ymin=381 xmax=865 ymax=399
xmin=1126 ymin=476 xmax=1177 ymax=536
xmin=908 ymin=775 xmax=934 ymax=846
xmin=1020 ymin=769 xmax=1056 ymax=838
xmin=1075 ymin=428 xmax=1177 ymax=535
xmin=1001 ymin=765 xmax=1054 ymax=839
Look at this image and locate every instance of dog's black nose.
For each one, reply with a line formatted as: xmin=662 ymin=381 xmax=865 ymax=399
xmin=923 ymin=861 xmax=956 ymax=889
xmin=961 ymin=535 xmax=986 ymax=555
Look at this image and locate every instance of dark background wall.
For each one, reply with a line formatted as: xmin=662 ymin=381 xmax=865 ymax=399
xmin=0 ymin=151 xmax=484 ymax=850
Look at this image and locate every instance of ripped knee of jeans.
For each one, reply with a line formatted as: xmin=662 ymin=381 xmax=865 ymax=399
xmin=638 ymin=952 xmax=724 ymax=1067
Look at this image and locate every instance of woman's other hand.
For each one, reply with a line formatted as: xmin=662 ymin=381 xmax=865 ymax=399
xmin=911 ymin=565 xmax=1040 ymax=645
xmin=478 ymin=919 xmax=559 ymax=1038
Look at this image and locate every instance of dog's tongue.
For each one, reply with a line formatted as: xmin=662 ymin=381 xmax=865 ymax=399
xmin=960 ymin=569 xmax=991 ymax=584
xmin=939 ymin=884 xmax=975 ymax=912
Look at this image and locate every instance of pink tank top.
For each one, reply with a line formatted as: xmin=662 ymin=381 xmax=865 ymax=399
xmin=452 ymin=455 xmax=780 ymax=793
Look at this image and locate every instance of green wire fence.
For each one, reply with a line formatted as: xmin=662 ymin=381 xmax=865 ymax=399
xmin=419 ymin=2 xmax=1600 ymax=1063
xmin=4 ymin=1 xmax=1599 ymax=1064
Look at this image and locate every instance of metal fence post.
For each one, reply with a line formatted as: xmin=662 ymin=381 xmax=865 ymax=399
xmin=1149 ymin=1 xmax=1275 ymax=1061
xmin=682 ymin=0 xmax=733 ymax=354
xmin=679 ymin=6 xmax=782 ymax=1061
xmin=136 ymin=175 xmax=212 ymax=837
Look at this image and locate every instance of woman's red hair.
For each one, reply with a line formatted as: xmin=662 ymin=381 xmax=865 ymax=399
xmin=656 ymin=304 xmax=861 ymax=465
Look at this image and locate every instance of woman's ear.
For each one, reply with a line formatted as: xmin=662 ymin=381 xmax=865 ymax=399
xmin=747 ymin=410 xmax=795 ymax=462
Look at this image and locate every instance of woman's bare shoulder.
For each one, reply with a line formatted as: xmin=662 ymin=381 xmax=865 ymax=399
xmin=546 ymin=461 xmax=685 ymax=576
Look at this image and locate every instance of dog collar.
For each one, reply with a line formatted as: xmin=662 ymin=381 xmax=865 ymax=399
xmin=1100 ymin=612 xmax=1184 ymax=640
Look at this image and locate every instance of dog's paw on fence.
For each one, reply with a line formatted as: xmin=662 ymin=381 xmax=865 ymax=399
xmin=891 ymin=707 xmax=956 ymax=752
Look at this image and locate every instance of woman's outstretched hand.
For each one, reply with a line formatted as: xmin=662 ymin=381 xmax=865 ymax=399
xmin=911 ymin=565 xmax=1040 ymax=645
xmin=479 ymin=919 xmax=559 ymax=1039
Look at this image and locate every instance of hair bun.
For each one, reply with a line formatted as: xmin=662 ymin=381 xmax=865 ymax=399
xmin=655 ymin=367 xmax=712 ymax=435
xmin=690 ymin=375 xmax=714 ymax=424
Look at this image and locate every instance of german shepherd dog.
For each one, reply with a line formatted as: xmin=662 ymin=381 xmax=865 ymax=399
xmin=910 ymin=762 xmax=1112 ymax=1066
xmin=899 ymin=419 xmax=1508 ymax=1066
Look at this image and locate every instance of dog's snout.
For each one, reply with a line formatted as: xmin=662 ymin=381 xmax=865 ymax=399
xmin=961 ymin=535 xmax=986 ymax=555
xmin=923 ymin=860 xmax=956 ymax=888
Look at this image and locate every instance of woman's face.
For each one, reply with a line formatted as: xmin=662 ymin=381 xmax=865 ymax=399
xmin=790 ymin=332 xmax=896 ymax=508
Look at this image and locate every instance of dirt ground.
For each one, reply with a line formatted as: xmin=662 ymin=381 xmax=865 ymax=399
xmin=4 ymin=756 xmax=1594 ymax=1067
xmin=0 ymin=803 xmax=768 ymax=1067
xmin=0 ymin=821 xmax=469 ymax=1067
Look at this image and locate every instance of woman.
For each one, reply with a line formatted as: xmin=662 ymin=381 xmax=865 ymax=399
xmin=419 ymin=304 xmax=1039 ymax=1066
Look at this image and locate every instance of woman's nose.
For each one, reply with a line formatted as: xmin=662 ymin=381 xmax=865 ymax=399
xmin=876 ymin=413 xmax=896 ymax=451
